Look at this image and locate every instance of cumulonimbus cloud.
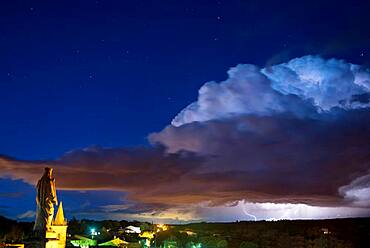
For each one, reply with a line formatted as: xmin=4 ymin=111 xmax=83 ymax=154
xmin=151 ymin=55 xmax=370 ymax=208
xmin=1 ymin=55 xmax=370 ymax=219
xmin=171 ymin=55 xmax=370 ymax=127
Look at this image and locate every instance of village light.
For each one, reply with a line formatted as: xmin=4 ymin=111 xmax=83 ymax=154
xmin=90 ymin=228 xmax=98 ymax=239
xmin=156 ymin=224 xmax=168 ymax=232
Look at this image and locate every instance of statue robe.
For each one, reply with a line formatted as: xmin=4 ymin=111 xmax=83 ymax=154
xmin=33 ymin=175 xmax=58 ymax=233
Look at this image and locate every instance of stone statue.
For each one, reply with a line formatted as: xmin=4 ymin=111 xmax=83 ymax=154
xmin=34 ymin=167 xmax=58 ymax=237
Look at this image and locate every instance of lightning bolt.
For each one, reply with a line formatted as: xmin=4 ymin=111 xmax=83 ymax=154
xmin=241 ymin=204 xmax=257 ymax=221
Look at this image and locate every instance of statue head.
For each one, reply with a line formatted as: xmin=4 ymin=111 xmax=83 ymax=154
xmin=44 ymin=167 xmax=53 ymax=178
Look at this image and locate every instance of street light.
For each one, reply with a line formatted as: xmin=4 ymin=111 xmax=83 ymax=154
xmin=91 ymin=228 xmax=98 ymax=239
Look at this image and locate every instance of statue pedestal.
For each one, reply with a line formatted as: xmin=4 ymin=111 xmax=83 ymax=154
xmin=44 ymin=239 xmax=59 ymax=248
xmin=44 ymin=225 xmax=67 ymax=248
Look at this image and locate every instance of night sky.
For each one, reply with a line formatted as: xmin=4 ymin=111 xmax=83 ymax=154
xmin=1 ymin=0 xmax=370 ymax=223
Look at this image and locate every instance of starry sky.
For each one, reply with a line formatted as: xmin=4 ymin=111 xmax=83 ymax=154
xmin=1 ymin=0 xmax=370 ymax=223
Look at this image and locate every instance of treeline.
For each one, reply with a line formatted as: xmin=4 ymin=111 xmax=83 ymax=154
xmin=0 ymin=215 xmax=33 ymax=243
xmin=0 ymin=215 xmax=369 ymax=247
xmin=171 ymin=218 xmax=370 ymax=247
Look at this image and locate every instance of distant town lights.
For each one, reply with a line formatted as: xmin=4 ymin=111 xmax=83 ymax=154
xmin=156 ymin=223 xmax=168 ymax=232
xmin=90 ymin=228 xmax=99 ymax=238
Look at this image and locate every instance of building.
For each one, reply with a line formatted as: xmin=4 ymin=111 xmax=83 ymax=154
xmin=45 ymin=202 xmax=68 ymax=248
xmin=124 ymin=226 xmax=141 ymax=234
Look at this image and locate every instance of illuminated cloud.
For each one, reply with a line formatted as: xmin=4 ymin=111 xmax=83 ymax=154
xmin=339 ymin=173 xmax=370 ymax=207
xmin=172 ymin=55 xmax=370 ymax=126
xmin=265 ymin=56 xmax=370 ymax=110
xmin=1 ymin=55 xmax=370 ymax=221
xmin=196 ymin=201 xmax=370 ymax=222
xmin=149 ymin=55 xmax=370 ymax=216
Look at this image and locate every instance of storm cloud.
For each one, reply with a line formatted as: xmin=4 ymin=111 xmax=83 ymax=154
xmin=171 ymin=55 xmax=370 ymax=127
xmin=150 ymin=55 xmax=370 ymax=209
xmin=1 ymin=55 xmax=370 ymax=220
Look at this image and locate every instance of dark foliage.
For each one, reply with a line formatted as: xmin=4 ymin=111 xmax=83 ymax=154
xmin=1 ymin=216 xmax=369 ymax=247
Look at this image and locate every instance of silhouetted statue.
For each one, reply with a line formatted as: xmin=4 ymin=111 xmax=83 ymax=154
xmin=34 ymin=167 xmax=58 ymax=237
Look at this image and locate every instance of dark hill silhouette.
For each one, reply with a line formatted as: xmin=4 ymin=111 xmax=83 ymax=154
xmin=1 ymin=215 xmax=369 ymax=247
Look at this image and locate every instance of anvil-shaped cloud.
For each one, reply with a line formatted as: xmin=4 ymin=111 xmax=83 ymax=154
xmin=1 ymin=56 xmax=370 ymax=221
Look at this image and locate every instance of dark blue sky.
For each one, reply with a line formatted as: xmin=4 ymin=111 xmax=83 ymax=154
xmin=1 ymin=0 xmax=368 ymax=160
xmin=1 ymin=0 xmax=370 ymax=222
